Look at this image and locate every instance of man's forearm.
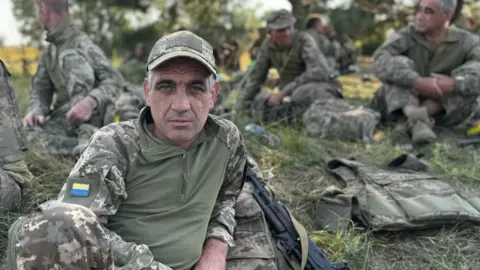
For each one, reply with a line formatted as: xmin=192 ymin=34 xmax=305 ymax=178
xmin=104 ymin=226 xmax=173 ymax=270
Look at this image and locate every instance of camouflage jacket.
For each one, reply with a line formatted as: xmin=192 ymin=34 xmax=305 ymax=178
xmin=306 ymin=29 xmax=336 ymax=60
xmin=0 ymin=60 xmax=27 ymax=164
xmin=28 ymin=19 xmax=123 ymax=117
xmin=373 ymin=24 xmax=480 ymax=96
xmin=56 ymin=107 xmax=247 ymax=269
xmin=240 ymin=31 xmax=335 ymax=108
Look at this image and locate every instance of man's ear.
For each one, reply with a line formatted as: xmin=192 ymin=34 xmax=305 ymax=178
xmin=445 ymin=11 xmax=454 ymax=23
xmin=143 ymin=78 xmax=151 ymax=107
xmin=210 ymin=81 xmax=220 ymax=109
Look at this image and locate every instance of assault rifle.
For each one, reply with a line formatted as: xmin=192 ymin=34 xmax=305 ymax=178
xmin=246 ymin=168 xmax=349 ymax=270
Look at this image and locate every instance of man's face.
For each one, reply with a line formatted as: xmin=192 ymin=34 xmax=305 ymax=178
xmin=315 ymin=22 xmax=325 ymax=34
xmin=135 ymin=46 xmax=144 ymax=59
xmin=270 ymin=26 xmax=294 ymax=48
xmin=143 ymin=58 xmax=219 ymax=147
xmin=415 ymin=0 xmax=451 ymax=33
xmin=35 ymin=0 xmax=50 ymax=29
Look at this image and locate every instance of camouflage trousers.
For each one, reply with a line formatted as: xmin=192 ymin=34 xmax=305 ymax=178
xmin=249 ymin=81 xmax=343 ymax=122
xmin=371 ymin=84 xmax=479 ymax=127
xmin=7 ymin=181 xmax=294 ymax=270
xmin=104 ymin=84 xmax=145 ymax=124
xmin=0 ymin=166 xmax=22 ymax=213
xmin=23 ymin=107 xmax=100 ymax=157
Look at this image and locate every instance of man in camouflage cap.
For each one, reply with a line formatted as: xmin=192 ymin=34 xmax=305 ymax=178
xmin=22 ymin=0 xmax=123 ymax=157
xmin=0 ymin=60 xmax=33 ymax=213
xmin=7 ymin=30 xmax=287 ymax=270
xmin=371 ymin=0 xmax=480 ymax=144
xmin=238 ymin=9 xmax=342 ymax=121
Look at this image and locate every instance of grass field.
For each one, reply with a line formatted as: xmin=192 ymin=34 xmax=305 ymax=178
xmin=2 ymin=68 xmax=480 ymax=269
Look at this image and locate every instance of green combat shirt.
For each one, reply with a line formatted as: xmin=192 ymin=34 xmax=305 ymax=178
xmin=373 ymin=24 xmax=480 ymax=96
xmin=240 ymin=31 xmax=335 ymax=108
xmin=27 ymin=19 xmax=123 ymax=117
xmin=58 ymin=107 xmax=247 ymax=270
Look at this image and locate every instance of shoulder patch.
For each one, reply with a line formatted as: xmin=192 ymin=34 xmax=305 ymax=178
xmin=71 ymin=183 xmax=90 ymax=196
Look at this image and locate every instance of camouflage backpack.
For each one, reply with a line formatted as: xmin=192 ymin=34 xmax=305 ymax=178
xmin=302 ymin=99 xmax=380 ymax=143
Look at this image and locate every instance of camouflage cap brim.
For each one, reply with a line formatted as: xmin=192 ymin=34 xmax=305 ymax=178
xmin=268 ymin=17 xmax=296 ymax=30
xmin=147 ymin=50 xmax=217 ymax=76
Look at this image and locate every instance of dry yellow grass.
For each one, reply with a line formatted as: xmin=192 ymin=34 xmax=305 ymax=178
xmin=0 ymin=46 xmax=124 ymax=75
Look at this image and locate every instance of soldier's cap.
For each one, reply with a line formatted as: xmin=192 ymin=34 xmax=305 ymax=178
xmin=147 ymin=30 xmax=217 ymax=75
xmin=266 ymin=9 xmax=296 ymax=30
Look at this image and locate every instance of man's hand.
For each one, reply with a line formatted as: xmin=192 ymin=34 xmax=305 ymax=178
xmin=194 ymin=238 xmax=228 ymax=270
xmin=431 ymin=73 xmax=455 ymax=95
xmin=23 ymin=113 xmax=46 ymax=127
xmin=413 ymin=77 xmax=443 ymax=99
xmin=66 ymin=96 xmax=97 ymax=124
xmin=267 ymin=92 xmax=287 ymax=105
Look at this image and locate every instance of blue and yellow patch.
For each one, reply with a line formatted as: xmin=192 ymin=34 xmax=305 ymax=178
xmin=71 ymin=183 xmax=90 ymax=197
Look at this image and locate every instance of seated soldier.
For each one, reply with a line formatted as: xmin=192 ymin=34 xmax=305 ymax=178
xmin=0 ymin=60 xmax=33 ymax=213
xmin=23 ymin=0 xmax=123 ymax=157
xmin=371 ymin=0 xmax=480 ymax=144
xmin=238 ymin=9 xmax=342 ymax=121
xmin=7 ymin=31 xmax=289 ymax=270
xmin=305 ymin=15 xmax=337 ymax=70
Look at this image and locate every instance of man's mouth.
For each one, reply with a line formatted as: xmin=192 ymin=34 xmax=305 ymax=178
xmin=169 ymin=119 xmax=192 ymax=127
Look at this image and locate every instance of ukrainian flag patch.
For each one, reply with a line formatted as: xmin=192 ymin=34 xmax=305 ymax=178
xmin=71 ymin=183 xmax=90 ymax=197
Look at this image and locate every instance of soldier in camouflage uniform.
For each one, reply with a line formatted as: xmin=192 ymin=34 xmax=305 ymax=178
xmin=370 ymin=0 xmax=480 ymax=144
xmin=8 ymin=31 xmax=285 ymax=270
xmin=23 ymin=0 xmax=123 ymax=156
xmin=238 ymin=9 xmax=342 ymax=120
xmin=305 ymin=16 xmax=338 ymax=69
xmin=0 ymin=60 xmax=33 ymax=213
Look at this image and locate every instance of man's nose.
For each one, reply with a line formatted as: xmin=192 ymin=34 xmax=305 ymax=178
xmin=171 ymin=89 xmax=191 ymax=112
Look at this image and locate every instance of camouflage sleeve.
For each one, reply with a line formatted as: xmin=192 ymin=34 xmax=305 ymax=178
xmin=206 ymin=121 xmax=247 ymax=247
xmin=282 ymin=34 xmax=334 ymax=96
xmin=59 ymin=49 xmax=96 ymax=106
xmin=82 ymin=43 xmax=123 ymax=108
xmin=57 ymin=124 xmax=172 ymax=270
xmin=373 ymin=28 xmax=421 ymax=88
xmin=452 ymin=35 xmax=480 ymax=96
xmin=240 ymin=45 xmax=271 ymax=108
xmin=28 ymin=50 xmax=54 ymax=116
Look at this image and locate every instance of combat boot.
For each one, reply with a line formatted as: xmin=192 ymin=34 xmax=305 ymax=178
xmin=405 ymin=107 xmax=436 ymax=144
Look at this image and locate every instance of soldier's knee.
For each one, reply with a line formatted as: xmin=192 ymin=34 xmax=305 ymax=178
xmin=228 ymin=182 xmax=278 ymax=269
xmin=8 ymin=201 xmax=110 ymax=268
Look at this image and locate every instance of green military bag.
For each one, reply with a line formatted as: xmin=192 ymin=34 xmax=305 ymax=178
xmin=302 ymin=99 xmax=380 ymax=143
xmin=315 ymin=156 xmax=480 ymax=232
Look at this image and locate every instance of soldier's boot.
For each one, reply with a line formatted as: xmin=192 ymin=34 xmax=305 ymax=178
xmin=390 ymin=119 xmax=410 ymax=145
xmin=405 ymin=107 xmax=437 ymax=144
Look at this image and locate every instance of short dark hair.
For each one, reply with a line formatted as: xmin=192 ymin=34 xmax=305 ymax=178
xmin=306 ymin=18 xmax=321 ymax=29
xmin=41 ymin=0 xmax=69 ymax=15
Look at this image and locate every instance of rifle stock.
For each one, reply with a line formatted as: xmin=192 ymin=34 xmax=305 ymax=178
xmin=247 ymin=169 xmax=349 ymax=270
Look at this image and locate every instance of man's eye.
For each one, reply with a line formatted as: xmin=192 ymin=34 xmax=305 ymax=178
xmin=191 ymin=85 xmax=206 ymax=92
xmin=156 ymin=85 xmax=172 ymax=91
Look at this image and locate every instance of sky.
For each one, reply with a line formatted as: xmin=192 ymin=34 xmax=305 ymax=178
xmin=0 ymin=0 xmax=295 ymax=46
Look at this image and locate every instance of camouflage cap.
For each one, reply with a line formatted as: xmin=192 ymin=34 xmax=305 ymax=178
xmin=266 ymin=9 xmax=296 ymax=30
xmin=147 ymin=30 xmax=217 ymax=75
